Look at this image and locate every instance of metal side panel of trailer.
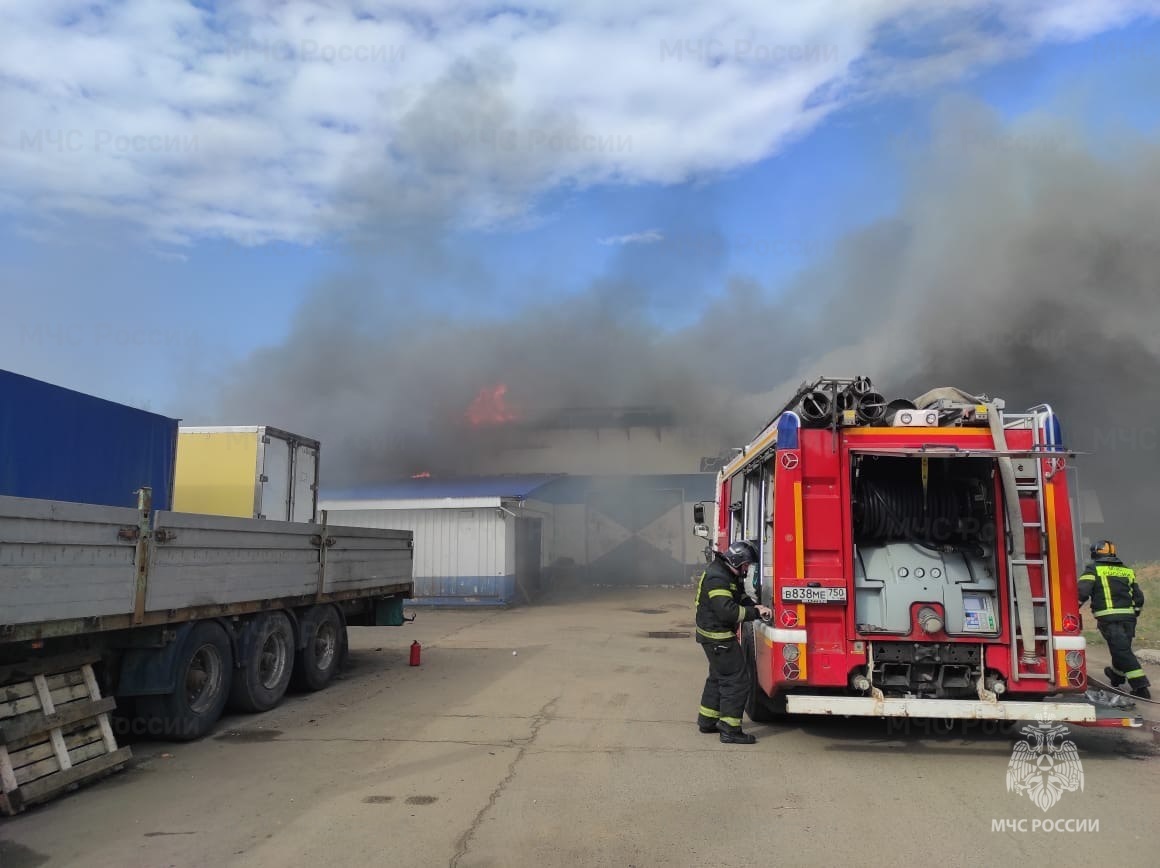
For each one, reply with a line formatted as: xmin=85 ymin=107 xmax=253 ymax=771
xmin=0 ymin=495 xmax=141 ymax=625
xmin=146 ymin=511 xmax=321 ymax=610
xmin=148 ymin=510 xmax=414 ymax=606
xmin=0 ymin=496 xmax=414 ymax=643
xmin=323 ymin=529 xmax=415 ymax=595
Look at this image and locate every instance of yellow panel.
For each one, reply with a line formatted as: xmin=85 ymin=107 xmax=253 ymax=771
xmin=793 ymin=480 xmax=804 ymax=577
xmin=1045 ymin=482 xmax=1063 ymax=633
xmin=172 ymin=431 xmax=259 ymax=518
xmin=845 ymin=428 xmax=992 ymax=437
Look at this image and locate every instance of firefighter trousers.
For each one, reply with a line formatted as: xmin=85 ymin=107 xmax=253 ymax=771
xmin=1098 ymin=618 xmax=1150 ymax=689
xmin=698 ymin=640 xmax=749 ymax=731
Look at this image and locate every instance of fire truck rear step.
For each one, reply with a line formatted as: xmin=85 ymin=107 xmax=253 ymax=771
xmin=785 ymin=695 xmax=1097 ymax=721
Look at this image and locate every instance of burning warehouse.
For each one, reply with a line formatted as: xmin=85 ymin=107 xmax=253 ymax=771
xmin=319 ymin=386 xmax=720 ymax=605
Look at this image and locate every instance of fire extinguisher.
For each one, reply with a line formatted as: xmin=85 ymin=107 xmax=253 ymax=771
xmin=409 ymin=640 xmax=421 ymax=667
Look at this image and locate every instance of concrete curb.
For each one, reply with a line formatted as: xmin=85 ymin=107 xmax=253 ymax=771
xmin=1137 ymin=648 xmax=1160 ymax=666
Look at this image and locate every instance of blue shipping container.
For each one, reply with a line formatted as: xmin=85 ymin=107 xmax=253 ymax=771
xmin=0 ymin=369 xmax=179 ymax=510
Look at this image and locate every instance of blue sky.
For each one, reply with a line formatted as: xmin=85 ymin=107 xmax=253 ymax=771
xmin=2 ymin=2 xmax=1159 ymax=418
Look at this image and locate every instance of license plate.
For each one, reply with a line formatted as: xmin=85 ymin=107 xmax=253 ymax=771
xmin=781 ymin=586 xmax=847 ymax=604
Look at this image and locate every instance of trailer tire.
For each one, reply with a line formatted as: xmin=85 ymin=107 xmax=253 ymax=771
xmin=744 ymin=623 xmax=788 ymax=724
xmin=229 ymin=611 xmax=295 ymax=713
xmin=293 ymin=605 xmax=346 ymax=691
xmin=138 ymin=620 xmax=233 ymax=741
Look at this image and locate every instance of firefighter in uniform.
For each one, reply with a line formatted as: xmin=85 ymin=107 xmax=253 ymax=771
xmin=1079 ymin=540 xmax=1149 ymax=699
xmin=695 ymin=540 xmax=772 ymax=744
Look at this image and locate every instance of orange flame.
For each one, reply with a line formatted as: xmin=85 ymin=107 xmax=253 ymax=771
xmin=466 ymin=383 xmax=517 ymax=426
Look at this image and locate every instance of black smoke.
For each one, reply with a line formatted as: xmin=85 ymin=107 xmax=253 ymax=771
xmin=735 ymin=100 xmax=1160 ymax=556
xmin=209 ymin=97 xmax=1160 ymax=555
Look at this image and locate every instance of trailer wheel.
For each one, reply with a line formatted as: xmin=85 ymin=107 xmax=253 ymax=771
xmin=229 ymin=611 xmax=295 ymax=713
xmin=744 ymin=623 xmax=788 ymax=724
xmin=138 ymin=620 xmax=233 ymax=741
xmin=293 ymin=605 xmax=346 ymax=691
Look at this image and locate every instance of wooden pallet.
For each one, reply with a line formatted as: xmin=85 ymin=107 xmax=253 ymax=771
xmin=0 ymin=651 xmax=131 ymax=815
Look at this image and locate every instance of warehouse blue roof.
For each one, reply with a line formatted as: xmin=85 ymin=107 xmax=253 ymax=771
xmin=320 ymin=474 xmax=561 ymax=502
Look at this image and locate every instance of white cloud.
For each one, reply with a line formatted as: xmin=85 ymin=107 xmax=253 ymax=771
xmin=599 ymin=229 xmax=664 ymax=246
xmin=0 ymin=0 xmax=1156 ymax=244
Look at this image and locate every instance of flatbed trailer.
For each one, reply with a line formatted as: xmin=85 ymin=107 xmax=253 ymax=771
xmin=0 ymin=489 xmax=414 ymax=813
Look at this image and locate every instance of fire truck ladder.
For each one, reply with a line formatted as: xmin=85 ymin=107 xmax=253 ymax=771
xmin=999 ymin=404 xmax=1060 ymax=683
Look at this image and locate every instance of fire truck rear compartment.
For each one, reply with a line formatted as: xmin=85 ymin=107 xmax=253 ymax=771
xmin=868 ymin=642 xmax=983 ymax=698
xmin=852 ymin=456 xmax=1002 ymax=695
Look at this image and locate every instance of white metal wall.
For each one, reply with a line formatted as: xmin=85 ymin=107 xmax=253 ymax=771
xmin=323 ymin=507 xmax=510 ymax=578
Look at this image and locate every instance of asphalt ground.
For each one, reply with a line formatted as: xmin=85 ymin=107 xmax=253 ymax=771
xmin=2 ymin=588 xmax=1157 ymax=868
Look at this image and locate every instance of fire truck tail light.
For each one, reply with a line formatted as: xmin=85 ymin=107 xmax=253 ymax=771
xmin=1065 ymin=650 xmax=1083 ymax=669
xmin=782 ymin=644 xmax=800 ymax=663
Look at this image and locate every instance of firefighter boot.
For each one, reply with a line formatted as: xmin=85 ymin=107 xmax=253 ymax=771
xmin=1104 ymin=666 xmax=1126 ymax=687
xmin=697 ymin=707 xmax=721 ymax=733
xmin=1131 ymin=686 xmax=1151 ymax=700
xmin=717 ymin=721 xmax=757 ymax=744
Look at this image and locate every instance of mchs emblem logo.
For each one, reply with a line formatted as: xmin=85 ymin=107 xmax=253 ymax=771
xmin=1005 ymin=715 xmax=1084 ymax=812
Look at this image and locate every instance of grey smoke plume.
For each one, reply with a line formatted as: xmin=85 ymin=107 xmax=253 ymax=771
xmin=212 ymin=278 xmax=731 ymax=480
xmin=736 ymin=99 xmax=1160 ymax=556
xmin=209 ymin=55 xmax=736 ymax=482
xmin=212 ymin=95 xmax=1160 ymax=555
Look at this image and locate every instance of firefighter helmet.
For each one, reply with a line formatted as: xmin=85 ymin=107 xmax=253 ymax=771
xmin=1091 ymin=539 xmax=1117 ymax=558
xmin=721 ymin=539 xmax=758 ymax=572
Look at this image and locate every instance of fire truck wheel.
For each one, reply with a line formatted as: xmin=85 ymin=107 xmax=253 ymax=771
xmin=743 ymin=623 xmax=788 ymax=723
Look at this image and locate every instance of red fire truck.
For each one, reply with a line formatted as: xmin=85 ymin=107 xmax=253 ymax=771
xmin=695 ymin=377 xmax=1139 ymax=726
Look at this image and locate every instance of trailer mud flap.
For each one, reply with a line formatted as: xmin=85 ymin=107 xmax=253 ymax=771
xmin=116 ymin=622 xmax=196 ymax=696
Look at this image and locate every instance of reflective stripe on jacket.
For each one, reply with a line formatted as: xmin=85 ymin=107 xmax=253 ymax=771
xmin=1078 ymin=557 xmax=1144 ymax=620
xmin=695 ymin=556 xmax=757 ymax=643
